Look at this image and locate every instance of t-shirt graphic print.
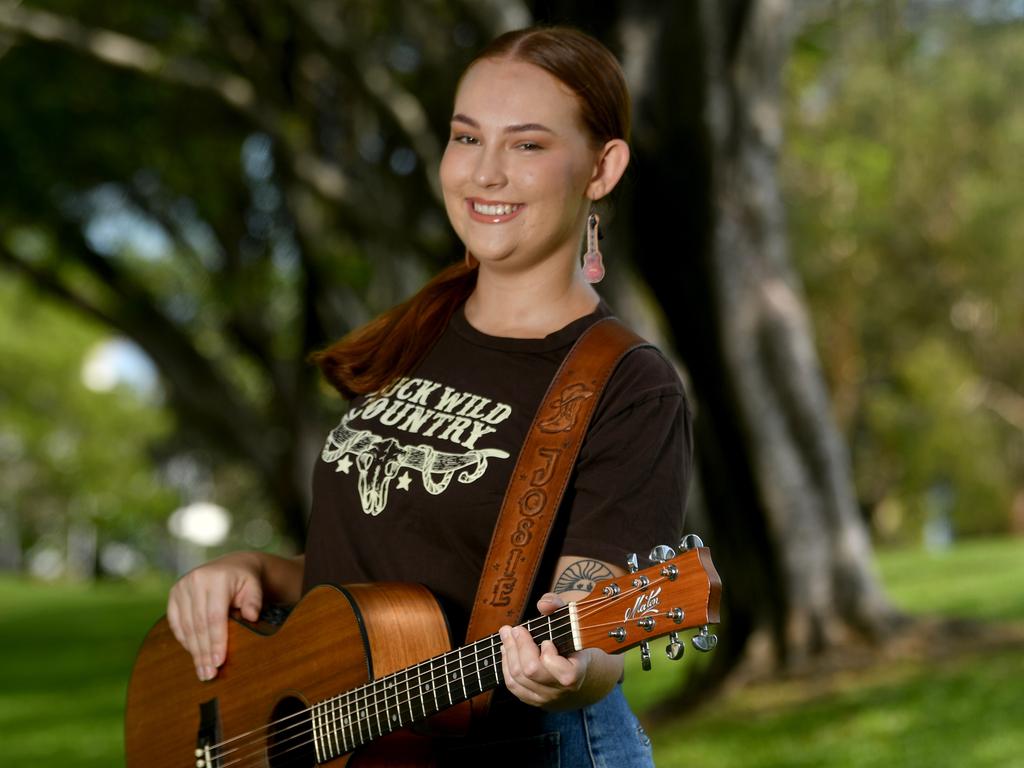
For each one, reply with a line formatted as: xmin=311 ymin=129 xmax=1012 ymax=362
xmin=321 ymin=377 xmax=512 ymax=516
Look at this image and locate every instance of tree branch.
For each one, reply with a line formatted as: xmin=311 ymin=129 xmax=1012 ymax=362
xmin=0 ymin=0 xmax=352 ymax=204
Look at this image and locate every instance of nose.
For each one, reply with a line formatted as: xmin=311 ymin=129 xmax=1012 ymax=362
xmin=473 ymin=144 xmax=507 ymax=188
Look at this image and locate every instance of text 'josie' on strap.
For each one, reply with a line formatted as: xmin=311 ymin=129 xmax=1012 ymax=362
xmin=464 ymin=316 xmax=650 ymax=719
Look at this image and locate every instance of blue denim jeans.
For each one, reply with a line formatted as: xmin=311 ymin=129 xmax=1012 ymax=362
xmin=435 ymin=683 xmax=655 ymax=767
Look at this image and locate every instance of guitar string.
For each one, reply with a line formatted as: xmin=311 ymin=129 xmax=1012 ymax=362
xmin=199 ymin=576 xmax=677 ymax=768
xmin=218 ymin=611 xmax=673 ymax=768
xmin=199 ymin=589 xmax=620 ymax=764
xmin=208 ymin=585 xmax=674 ymax=768
xmin=203 ymin=576 xmax=672 ymax=768
xmin=201 ymin=578 xmax=667 ymax=768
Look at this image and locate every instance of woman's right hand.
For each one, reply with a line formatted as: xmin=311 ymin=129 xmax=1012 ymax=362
xmin=166 ymin=551 xmax=264 ymax=681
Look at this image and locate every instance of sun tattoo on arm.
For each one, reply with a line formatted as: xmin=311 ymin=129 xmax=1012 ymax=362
xmin=553 ymin=559 xmax=615 ymax=593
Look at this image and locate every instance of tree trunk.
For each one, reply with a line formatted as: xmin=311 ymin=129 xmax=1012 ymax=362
xmin=617 ymin=0 xmax=900 ymax=686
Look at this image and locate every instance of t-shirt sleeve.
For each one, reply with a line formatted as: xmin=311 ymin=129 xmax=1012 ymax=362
xmin=558 ymin=346 xmax=693 ymax=568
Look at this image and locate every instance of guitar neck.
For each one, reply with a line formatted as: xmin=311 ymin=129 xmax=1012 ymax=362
xmin=309 ymin=606 xmax=576 ymax=763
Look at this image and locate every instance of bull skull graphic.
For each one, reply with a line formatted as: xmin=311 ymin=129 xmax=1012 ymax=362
xmin=322 ymin=415 xmax=510 ymax=516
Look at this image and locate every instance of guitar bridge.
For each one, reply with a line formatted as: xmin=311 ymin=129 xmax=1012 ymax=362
xmin=195 ymin=698 xmax=221 ymax=767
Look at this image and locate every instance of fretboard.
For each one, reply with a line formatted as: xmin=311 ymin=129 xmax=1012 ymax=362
xmin=308 ymin=606 xmax=577 ymax=763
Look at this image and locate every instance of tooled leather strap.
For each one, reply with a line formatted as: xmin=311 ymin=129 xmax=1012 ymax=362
xmin=464 ymin=316 xmax=649 ymax=719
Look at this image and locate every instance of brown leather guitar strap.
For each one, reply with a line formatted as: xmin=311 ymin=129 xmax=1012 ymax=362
xmin=463 ymin=316 xmax=649 ymax=720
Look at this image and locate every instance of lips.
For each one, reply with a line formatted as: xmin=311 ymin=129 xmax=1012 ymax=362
xmin=466 ymin=198 xmax=525 ymax=223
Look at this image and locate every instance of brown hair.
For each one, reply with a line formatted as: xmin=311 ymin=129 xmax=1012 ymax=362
xmin=311 ymin=24 xmax=631 ymax=399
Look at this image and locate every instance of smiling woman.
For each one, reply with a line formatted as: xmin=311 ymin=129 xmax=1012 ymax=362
xmin=163 ymin=24 xmax=692 ymax=768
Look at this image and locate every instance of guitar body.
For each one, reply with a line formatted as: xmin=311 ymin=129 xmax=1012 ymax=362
xmin=125 ymin=583 xmax=469 ymax=767
xmin=126 ymin=545 xmax=722 ymax=767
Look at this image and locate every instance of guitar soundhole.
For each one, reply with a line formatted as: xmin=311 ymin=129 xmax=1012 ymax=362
xmin=267 ymin=695 xmax=316 ymax=767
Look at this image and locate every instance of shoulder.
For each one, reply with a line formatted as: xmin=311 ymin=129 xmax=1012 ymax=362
xmin=593 ymin=334 xmax=689 ymax=425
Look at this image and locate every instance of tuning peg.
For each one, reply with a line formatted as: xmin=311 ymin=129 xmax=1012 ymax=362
xmin=626 ymin=553 xmax=639 ymax=574
xmin=678 ymin=534 xmax=705 ymax=551
xmin=648 ymin=544 xmax=676 ymax=564
xmin=666 ymin=632 xmax=685 ymax=660
xmin=639 ymin=640 xmax=652 ymax=671
xmin=691 ymin=625 xmax=718 ymax=652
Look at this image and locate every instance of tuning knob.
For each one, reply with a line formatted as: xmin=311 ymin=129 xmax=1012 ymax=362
xmin=678 ymin=533 xmax=705 ymax=551
xmin=691 ymin=625 xmax=718 ymax=652
xmin=639 ymin=640 xmax=652 ymax=671
xmin=648 ymin=544 xmax=676 ymax=564
xmin=666 ymin=632 xmax=684 ymax=660
xmin=626 ymin=553 xmax=639 ymax=574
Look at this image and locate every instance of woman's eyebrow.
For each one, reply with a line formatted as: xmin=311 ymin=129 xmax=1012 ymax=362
xmin=451 ymin=113 xmax=555 ymax=134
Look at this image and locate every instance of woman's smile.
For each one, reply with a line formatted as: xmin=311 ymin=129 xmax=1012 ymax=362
xmin=466 ymin=198 xmax=526 ymax=223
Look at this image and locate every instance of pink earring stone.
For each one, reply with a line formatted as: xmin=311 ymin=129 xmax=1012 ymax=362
xmin=582 ymin=250 xmax=605 ymax=284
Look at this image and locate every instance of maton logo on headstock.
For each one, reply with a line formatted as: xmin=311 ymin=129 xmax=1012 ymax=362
xmin=623 ymin=586 xmax=662 ymax=621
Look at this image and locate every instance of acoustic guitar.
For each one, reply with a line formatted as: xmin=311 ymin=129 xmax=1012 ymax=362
xmin=125 ymin=539 xmax=721 ymax=767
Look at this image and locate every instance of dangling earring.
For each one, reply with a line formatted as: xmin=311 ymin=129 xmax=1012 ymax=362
xmin=465 ymin=249 xmax=478 ymax=269
xmin=581 ymin=212 xmax=605 ymax=284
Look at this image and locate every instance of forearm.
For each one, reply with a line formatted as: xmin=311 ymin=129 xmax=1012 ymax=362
xmin=238 ymin=551 xmax=305 ymax=604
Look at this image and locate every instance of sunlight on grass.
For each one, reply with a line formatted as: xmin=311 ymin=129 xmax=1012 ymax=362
xmin=621 ymin=536 xmax=1024 ymax=767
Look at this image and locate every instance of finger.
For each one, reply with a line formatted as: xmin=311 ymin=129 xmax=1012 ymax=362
xmin=536 ymin=592 xmax=566 ymax=615
xmin=538 ymin=641 xmax=583 ymax=689
xmin=233 ymin=579 xmax=263 ymax=623
xmin=166 ymin=593 xmax=183 ymax=645
xmin=191 ymin=582 xmax=229 ymax=680
xmin=510 ymin=627 xmax=560 ymax=687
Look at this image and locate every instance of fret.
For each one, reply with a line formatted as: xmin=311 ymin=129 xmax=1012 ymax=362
xmin=384 ymin=675 xmax=401 ymax=733
xmin=371 ymin=679 xmax=382 ymax=740
xmin=334 ymin=694 xmax=347 ymax=757
xmin=419 ymin=659 xmax=432 ymax=718
xmin=321 ymin=701 xmax=332 ymax=761
xmin=354 ymin=687 xmax=366 ymax=748
xmin=345 ymin=689 xmax=355 ymax=752
xmin=430 ymin=657 xmax=441 ymax=714
xmin=404 ymin=665 xmax=415 ymax=724
xmin=312 ymin=703 xmax=323 ymax=764
xmin=323 ymin=698 xmax=335 ymax=760
xmin=547 ymin=614 xmax=555 ymax=644
xmin=477 ymin=637 xmax=491 ymax=691
xmin=470 ymin=639 xmax=483 ymax=697
xmin=491 ymin=635 xmax=503 ymax=682
xmin=334 ymin=695 xmax=345 ymax=758
xmin=323 ymin=701 xmax=333 ymax=760
xmin=440 ymin=654 xmax=451 ymax=707
xmin=458 ymin=651 xmax=468 ymax=704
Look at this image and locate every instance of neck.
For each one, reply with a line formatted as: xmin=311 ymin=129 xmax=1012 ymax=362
xmin=465 ymin=255 xmax=600 ymax=338
xmin=307 ymin=607 xmax=577 ymax=763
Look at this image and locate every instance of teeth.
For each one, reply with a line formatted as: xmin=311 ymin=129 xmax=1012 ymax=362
xmin=473 ymin=202 xmax=520 ymax=216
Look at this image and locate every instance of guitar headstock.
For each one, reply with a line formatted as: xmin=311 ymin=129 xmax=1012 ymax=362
xmin=573 ymin=535 xmax=722 ymax=667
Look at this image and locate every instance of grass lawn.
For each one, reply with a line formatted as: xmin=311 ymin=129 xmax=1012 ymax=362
xmin=622 ymin=536 xmax=1024 ymax=767
xmin=1 ymin=537 xmax=1022 ymax=766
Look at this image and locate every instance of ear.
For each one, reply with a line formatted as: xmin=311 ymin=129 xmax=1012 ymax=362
xmin=584 ymin=139 xmax=631 ymax=202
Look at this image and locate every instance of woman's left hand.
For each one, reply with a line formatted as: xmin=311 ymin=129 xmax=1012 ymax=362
xmin=499 ymin=592 xmax=622 ymax=711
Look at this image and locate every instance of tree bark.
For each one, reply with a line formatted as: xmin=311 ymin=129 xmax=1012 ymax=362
xmin=619 ymin=0 xmax=899 ymax=686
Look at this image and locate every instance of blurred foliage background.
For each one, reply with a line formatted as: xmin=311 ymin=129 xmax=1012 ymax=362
xmin=785 ymin=3 xmax=1024 ymax=544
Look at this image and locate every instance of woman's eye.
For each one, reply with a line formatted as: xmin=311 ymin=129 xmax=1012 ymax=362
xmin=451 ymin=134 xmax=477 ymax=144
xmin=518 ymin=142 xmax=542 ymax=151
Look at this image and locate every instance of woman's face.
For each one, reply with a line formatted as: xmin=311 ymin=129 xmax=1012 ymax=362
xmin=440 ymin=57 xmax=601 ymax=272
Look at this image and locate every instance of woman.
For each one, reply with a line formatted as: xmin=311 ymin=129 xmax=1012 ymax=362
xmin=167 ymin=23 xmax=692 ymax=767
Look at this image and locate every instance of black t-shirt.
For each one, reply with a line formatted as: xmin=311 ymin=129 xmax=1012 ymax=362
xmin=302 ymin=299 xmax=694 ymax=646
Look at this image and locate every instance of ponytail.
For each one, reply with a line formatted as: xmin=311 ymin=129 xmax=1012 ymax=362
xmin=310 ymin=262 xmax=478 ymax=399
